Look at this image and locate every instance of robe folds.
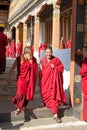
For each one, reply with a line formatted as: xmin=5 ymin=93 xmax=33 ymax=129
xmin=17 ymin=57 xmax=38 ymax=100
xmin=80 ymin=59 xmax=87 ymax=121
xmin=40 ymin=56 xmax=66 ymax=113
xmin=12 ymin=56 xmax=38 ymax=109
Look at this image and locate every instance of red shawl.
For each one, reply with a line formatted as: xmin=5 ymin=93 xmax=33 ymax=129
xmin=17 ymin=57 xmax=38 ymax=100
xmin=41 ymin=56 xmax=66 ymax=106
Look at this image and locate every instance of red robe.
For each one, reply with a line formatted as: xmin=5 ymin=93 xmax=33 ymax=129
xmin=59 ymin=41 xmax=65 ymax=49
xmin=6 ymin=45 xmax=10 ymax=57
xmin=0 ymin=32 xmax=8 ymax=73
xmin=16 ymin=42 xmax=22 ymax=56
xmin=65 ymin=39 xmax=72 ymax=48
xmin=80 ymin=59 xmax=87 ymax=121
xmin=9 ymin=41 xmax=16 ymax=58
xmin=12 ymin=56 xmax=38 ymax=110
xmin=40 ymin=56 xmax=66 ymax=114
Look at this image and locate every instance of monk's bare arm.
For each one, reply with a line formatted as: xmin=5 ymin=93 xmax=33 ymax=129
xmin=8 ymin=59 xmax=17 ymax=85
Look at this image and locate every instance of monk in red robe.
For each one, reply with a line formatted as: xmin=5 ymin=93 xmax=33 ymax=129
xmin=8 ymin=46 xmax=38 ymax=115
xmin=6 ymin=44 xmax=10 ymax=57
xmin=16 ymin=40 xmax=22 ymax=57
xmin=40 ymin=46 xmax=66 ymax=123
xmin=59 ymin=36 xmax=65 ymax=49
xmin=80 ymin=47 xmax=87 ymax=121
xmin=65 ymin=39 xmax=72 ymax=48
xmin=9 ymin=39 xmax=16 ymax=58
xmin=0 ymin=24 xmax=8 ymax=73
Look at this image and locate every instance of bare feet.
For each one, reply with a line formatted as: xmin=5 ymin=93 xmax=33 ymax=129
xmin=53 ymin=114 xmax=62 ymax=123
xmin=15 ymin=108 xmax=22 ymax=115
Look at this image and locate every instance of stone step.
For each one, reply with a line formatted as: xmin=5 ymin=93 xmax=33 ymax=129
xmin=0 ymin=58 xmax=73 ymax=123
xmin=0 ymin=73 xmax=17 ymax=80
xmin=0 ymin=84 xmax=40 ymax=92
xmin=0 ymin=99 xmax=72 ymax=122
xmin=0 ymin=108 xmax=72 ymax=123
xmin=0 ymin=92 xmax=42 ymax=101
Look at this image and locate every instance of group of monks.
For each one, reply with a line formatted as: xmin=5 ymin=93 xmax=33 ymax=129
xmin=59 ymin=36 xmax=72 ymax=49
xmin=0 ymin=23 xmax=87 ymax=122
xmin=7 ymin=46 xmax=66 ymax=123
xmin=6 ymin=39 xmax=22 ymax=58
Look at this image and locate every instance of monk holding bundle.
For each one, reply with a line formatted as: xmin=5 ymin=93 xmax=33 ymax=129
xmin=8 ymin=46 xmax=38 ymax=115
xmin=40 ymin=46 xmax=66 ymax=123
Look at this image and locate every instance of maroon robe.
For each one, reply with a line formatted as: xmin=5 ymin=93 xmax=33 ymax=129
xmin=0 ymin=32 xmax=8 ymax=73
xmin=40 ymin=56 xmax=66 ymax=114
xmin=12 ymin=56 xmax=38 ymax=110
xmin=80 ymin=59 xmax=87 ymax=121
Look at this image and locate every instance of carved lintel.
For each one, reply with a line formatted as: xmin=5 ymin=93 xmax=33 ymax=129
xmin=56 ymin=0 xmax=61 ymax=5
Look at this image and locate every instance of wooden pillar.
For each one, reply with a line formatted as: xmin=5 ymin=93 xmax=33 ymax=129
xmin=84 ymin=0 xmax=87 ymax=45
xmin=34 ymin=15 xmax=40 ymax=61
xmin=70 ymin=0 xmax=85 ymax=120
xmin=60 ymin=17 xmax=63 ymax=37
xmin=64 ymin=17 xmax=66 ymax=42
xmin=68 ymin=15 xmax=71 ymax=39
xmin=52 ymin=4 xmax=60 ymax=49
xmin=16 ymin=27 xmax=19 ymax=44
xmin=23 ymin=23 xmax=27 ymax=50
xmin=70 ymin=0 xmax=77 ymax=107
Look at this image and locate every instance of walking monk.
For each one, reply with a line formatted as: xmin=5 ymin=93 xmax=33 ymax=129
xmin=80 ymin=46 xmax=87 ymax=121
xmin=8 ymin=46 xmax=38 ymax=115
xmin=9 ymin=39 xmax=16 ymax=58
xmin=40 ymin=46 xmax=66 ymax=123
xmin=0 ymin=23 xmax=8 ymax=73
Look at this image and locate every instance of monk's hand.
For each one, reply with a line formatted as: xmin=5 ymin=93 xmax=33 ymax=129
xmin=51 ymin=64 xmax=54 ymax=68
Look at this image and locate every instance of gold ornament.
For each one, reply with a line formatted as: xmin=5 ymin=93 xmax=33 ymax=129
xmin=75 ymin=98 xmax=81 ymax=104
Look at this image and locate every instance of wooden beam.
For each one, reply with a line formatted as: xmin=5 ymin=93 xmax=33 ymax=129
xmin=0 ymin=1 xmax=9 ymax=6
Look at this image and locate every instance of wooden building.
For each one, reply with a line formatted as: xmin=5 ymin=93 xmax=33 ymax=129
xmin=1 ymin=0 xmax=87 ymax=120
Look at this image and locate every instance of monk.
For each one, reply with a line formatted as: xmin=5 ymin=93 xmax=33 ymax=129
xmin=0 ymin=23 xmax=8 ymax=73
xmin=80 ymin=46 xmax=87 ymax=121
xmin=40 ymin=46 xmax=66 ymax=123
xmin=8 ymin=46 xmax=38 ymax=115
xmin=59 ymin=36 xmax=65 ymax=49
xmin=16 ymin=40 xmax=22 ymax=57
xmin=65 ymin=39 xmax=72 ymax=48
xmin=6 ymin=44 xmax=10 ymax=57
xmin=9 ymin=39 xmax=16 ymax=58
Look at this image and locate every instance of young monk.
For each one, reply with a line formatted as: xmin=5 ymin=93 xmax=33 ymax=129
xmin=40 ymin=46 xmax=66 ymax=123
xmin=8 ymin=46 xmax=38 ymax=115
xmin=80 ymin=46 xmax=87 ymax=121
